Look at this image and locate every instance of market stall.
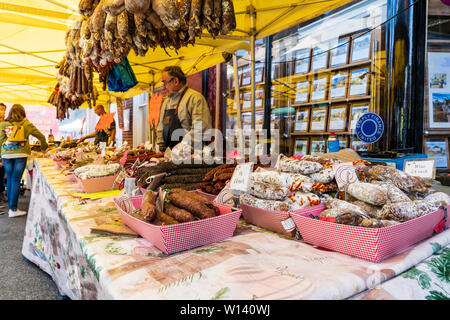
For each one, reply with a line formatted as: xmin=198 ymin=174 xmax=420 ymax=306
xmin=22 ymin=157 xmax=450 ymax=300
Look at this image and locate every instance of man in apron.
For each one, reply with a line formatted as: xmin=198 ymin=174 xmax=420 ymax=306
xmin=156 ymin=66 xmax=212 ymax=152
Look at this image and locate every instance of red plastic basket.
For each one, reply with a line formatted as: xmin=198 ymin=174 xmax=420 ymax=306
xmin=240 ymin=203 xmax=297 ymax=237
xmin=114 ymin=195 xmax=242 ymax=254
xmin=290 ymin=204 xmax=449 ymax=263
xmin=75 ymin=173 xmax=119 ymax=193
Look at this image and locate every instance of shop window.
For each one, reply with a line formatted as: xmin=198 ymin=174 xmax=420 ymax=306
xmin=424 ymin=0 xmax=450 ymax=171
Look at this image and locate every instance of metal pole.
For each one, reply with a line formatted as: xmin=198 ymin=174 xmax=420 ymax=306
xmin=233 ymin=54 xmax=244 ymax=156
xmin=250 ymin=5 xmax=257 ymax=159
xmin=215 ymin=63 xmax=221 ymax=152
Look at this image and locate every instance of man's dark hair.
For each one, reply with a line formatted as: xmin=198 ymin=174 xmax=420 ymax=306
xmin=163 ymin=66 xmax=187 ymax=84
xmin=0 ymin=103 xmax=6 ymax=109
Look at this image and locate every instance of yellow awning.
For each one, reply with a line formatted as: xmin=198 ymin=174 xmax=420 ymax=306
xmin=0 ymin=0 xmax=354 ymax=107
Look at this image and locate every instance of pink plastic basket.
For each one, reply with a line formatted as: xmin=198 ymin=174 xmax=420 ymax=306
xmin=75 ymin=173 xmax=119 ymax=193
xmin=54 ymin=159 xmax=69 ymax=168
xmin=240 ymin=203 xmax=297 ymax=237
xmin=290 ymin=204 xmax=449 ymax=263
xmin=114 ymin=195 xmax=242 ymax=254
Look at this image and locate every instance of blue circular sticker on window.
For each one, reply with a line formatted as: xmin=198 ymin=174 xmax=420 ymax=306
xmin=355 ymin=112 xmax=384 ymax=143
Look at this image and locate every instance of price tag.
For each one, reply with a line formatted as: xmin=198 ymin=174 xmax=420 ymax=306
xmin=229 ymin=162 xmax=254 ymax=192
xmin=333 ymin=162 xmax=359 ymax=190
xmin=281 ymin=217 xmax=296 ymax=232
xmin=404 ymin=159 xmax=436 ymax=180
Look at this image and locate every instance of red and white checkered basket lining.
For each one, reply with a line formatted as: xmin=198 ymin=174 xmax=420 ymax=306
xmin=114 ymin=195 xmax=242 ymax=254
xmin=290 ymin=205 xmax=448 ymax=263
xmin=240 ymin=203 xmax=296 ymax=237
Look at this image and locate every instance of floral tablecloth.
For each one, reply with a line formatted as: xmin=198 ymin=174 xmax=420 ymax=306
xmin=22 ymin=158 xmax=450 ymax=300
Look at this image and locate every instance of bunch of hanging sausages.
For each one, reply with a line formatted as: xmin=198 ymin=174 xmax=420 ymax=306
xmin=53 ymin=0 xmax=237 ymax=109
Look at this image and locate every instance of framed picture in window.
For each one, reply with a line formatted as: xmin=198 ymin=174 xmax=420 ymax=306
xmin=350 ymin=135 xmax=370 ymax=152
xmin=294 ymin=80 xmax=309 ymax=104
xmin=349 ymin=68 xmax=369 ymax=96
xmin=310 ymin=107 xmax=327 ymax=132
xmin=311 ymin=46 xmax=329 ymax=71
xmin=310 ymin=138 xmax=326 ymax=155
xmin=294 ymin=48 xmax=311 ymax=74
xmin=330 ymin=37 xmax=349 ymax=67
xmin=330 ymin=71 xmax=348 ymax=99
xmin=337 ymin=135 xmax=348 ymax=149
xmin=429 ymin=92 xmax=450 ymax=129
xmin=255 ymin=87 xmax=264 ymax=108
xmin=294 ymin=138 xmax=309 ymax=156
xmin=351 ymin=32 xmax=371 ymax=62
xmin=241 ymin=65 xmax=251 ymax=86
xmin=349 ymin=103 xmax=370 ymax=131
xmin=242 ymin=91 xmax=251 ymax=110
xmin=255 ymin=110 xmax=265 ymax=131
xmin=294 ymin=108 xmax=310 ymax=132
xmin=424 ymin=137 xmax=449 ymax=169
xmin=328 ymin=104 xmax=348 ymax=132
xmin=242 ymin=112 xmax=252 ymax=130
xmin=255 ymin=64 xmax=265 ymax=84
xmin=311 ymin=76 xmax=328 ymax=101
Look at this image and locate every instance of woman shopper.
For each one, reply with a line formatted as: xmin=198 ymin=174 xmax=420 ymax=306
xmin=0 ymin=103 xmax=7 ymax=203
xmin=0 ymin=104 xmax=48 ymax=217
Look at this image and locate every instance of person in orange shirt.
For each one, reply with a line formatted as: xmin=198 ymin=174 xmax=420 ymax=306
xmin=78 ymin=104 xmax=116 ymax=146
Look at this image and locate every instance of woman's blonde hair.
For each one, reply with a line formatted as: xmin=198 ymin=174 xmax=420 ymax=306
xmin=6 ymin=104 xmax=26 ymax=122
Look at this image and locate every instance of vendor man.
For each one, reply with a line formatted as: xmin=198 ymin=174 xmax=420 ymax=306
xmin=156 ymin=66 xmax=212 ymax=152
xmin=78 ymin=104 xmax=116 ymax=145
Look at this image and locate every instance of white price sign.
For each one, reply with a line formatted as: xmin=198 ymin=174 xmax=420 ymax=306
xmin=404 ymin=159 xmax=436 ymax=180
xmin=332 ymin=162 xmax=359 ymax=190
xmin=229 ymin=162 xmax=254 ymax=192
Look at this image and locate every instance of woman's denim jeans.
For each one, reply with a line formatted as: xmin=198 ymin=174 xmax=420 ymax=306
xmin=2 ymin=157 xmax=27 ymax=211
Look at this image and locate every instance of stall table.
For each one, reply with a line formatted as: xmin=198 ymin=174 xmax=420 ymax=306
xmin=22 ymin=158 xmax=450 ymax=300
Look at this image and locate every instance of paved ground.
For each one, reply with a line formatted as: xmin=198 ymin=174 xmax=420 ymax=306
xmin=0 ymin=190 xmax=62 ymax=300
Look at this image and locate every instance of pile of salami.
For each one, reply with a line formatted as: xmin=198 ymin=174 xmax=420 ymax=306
xmin=200 ymin=162 xmax=272 ymax=195
xmin=123 ymin=188 xmax=220 ymax=225
xmin=134 ymin=161 xmax=219 ymax=190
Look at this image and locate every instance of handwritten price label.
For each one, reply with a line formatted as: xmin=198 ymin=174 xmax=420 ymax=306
xmin=229 ymin=162 xmax=254 ymax=192
xmin=404 ymin=159 xmax=436 ymax=179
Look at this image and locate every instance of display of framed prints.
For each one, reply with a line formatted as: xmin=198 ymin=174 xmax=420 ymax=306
xmin=294 ymin=48 xmax=311 ymax=74
xmin=328 ymin=104 xmax=348 ymax=132
xmin=330 ymin=71 xmax=348 ymax=99
xmin=311 ymin=76 xmax=328 ymax=101
xmin=310 ymin=107 xmax=327 ymax=131
xmin=310 ymin=138 xmax=326 ymax=155
xmin=351 ymin=32 xmax=371 ymax=63
xmin=427 ymin=52 xmax=450 ymax=129
xmin=349 ymin=103 xmax=370 ymax=131
xmin=294 ymin=108 xmax=310 ymax=132
xmin=294 ymin=138 xmax=309 ymax=156
xmin=330 ymin=37 xmax=349 ymax=67
xmin=349 ymin=68 xmax=369 ymax=96
xmin=294 ymin=80 xmax=309 ymax=104
xmin=311 ymin=46 xmax=328 ymax=71
xmin=424 ymin=137 xmax=449 ymax=169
